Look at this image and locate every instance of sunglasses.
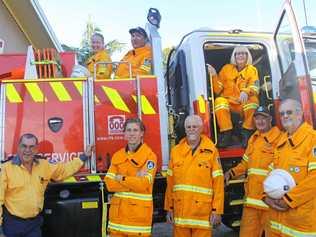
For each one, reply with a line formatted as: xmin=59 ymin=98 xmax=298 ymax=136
xmin=280 ymin=110 xmax=294 ymax=116
xmin=235 ymin=52 xmax=247 ymax=56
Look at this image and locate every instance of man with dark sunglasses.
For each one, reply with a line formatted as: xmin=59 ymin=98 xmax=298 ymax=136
xmin=264 ymin=98 xmax=316 ymax=236
xmin=0 ymin=133 xmax=94 ymax=237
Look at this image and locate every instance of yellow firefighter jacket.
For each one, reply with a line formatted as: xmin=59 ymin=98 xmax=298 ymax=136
xmin=104 ymin=143 xmax=157 ymax=236
xmin=212 ymin=64 xmax=259 ymax=104
xmin=115 ymin=46 xmax=152 ymax=78
xmin=0 ymin=156 xmax=84 ymax=225
xmin=230 ymin=126 xmax=282 ymax=209
xmin=164 ymin=135 xmax=224 ymax=229
xmin=86 ymin=50 xmax=112 ymax=79
xmin=268 ymin=122 xmax=316 ymax=235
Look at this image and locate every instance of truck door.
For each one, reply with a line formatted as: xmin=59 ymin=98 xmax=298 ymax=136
xmin=0 ymin=78 xmax=88 ymax=171
xmin=273 ymin=0 xmax=315 ymax=126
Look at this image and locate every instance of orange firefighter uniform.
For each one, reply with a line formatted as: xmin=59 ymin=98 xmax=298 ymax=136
xmin=86 ymin=50 xmax=112 ymax=79
xmin=228 ymin=126 xmax=282 ymax=237
xmin=0 ymin=155 xmax=86 ymax=226
xmin=164 ymin=135 xmax=224 ymax=237
xmin=211 ymin=64 xmax=259 ymax=131
xmin=104 ymin=143 xmax=157 ymax=237
xmin=115 ymin=46 xmax=152 ymax=78
xmin=267 ymin=122 xmax=316 ymax=237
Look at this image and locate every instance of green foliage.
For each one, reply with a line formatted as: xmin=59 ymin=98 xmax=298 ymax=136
xmin=62 ymin=16 xmax=125 ymax=65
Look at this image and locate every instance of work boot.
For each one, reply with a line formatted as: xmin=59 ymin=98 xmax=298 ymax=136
xmin=241 ymin=128 xmax=254 ymax=148
xmin=217 ymin=130 xmax=233 ymax=148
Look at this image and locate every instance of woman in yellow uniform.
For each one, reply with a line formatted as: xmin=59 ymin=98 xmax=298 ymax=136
xmin=208 ymin=46 xmax=260 ymax=147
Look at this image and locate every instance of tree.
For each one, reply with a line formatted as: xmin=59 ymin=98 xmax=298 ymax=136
xmin=63 ymin=16 xmax=125 ymax=65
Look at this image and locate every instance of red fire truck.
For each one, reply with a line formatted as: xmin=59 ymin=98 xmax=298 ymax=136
xmin=0 ymin=0 xmax=315 ymax=236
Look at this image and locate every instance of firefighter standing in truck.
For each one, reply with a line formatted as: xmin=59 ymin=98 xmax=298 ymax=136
xmin=0 ymin=133 xmax=93 ymax=237
xmin=104 ymin=118 xmax=157 ymax=237
xmin=264 ymin=99 xmax=316 ymax=237
xmin=164 ymin=115 xmax=224 ymax=237
xmin=224 ymin=106 xmax=282 ymax=237
xmin=115 ymin=27 xmax=152 ymax=78
xmin=86 ymin=32 xmax=112 ymax=79
xmin=208 ymin=46 xmax=259 ymax=148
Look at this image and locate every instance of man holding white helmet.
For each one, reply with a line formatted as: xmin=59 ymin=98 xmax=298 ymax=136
xmin=264 ymin=98 xmax=316 ymax=236
xmin=225 ymin=106 xmax=282 ymax=237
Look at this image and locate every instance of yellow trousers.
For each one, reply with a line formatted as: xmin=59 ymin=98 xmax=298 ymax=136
xmin=214 ymin=96 xmax=258 ymax=132
xmin=239 ymin=206 xmax=268 ymax=237
xmin=174 ymin=226 xmax=211 ymax=237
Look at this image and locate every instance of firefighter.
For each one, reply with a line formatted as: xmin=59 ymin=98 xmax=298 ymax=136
xmin=0 ymin=133 xmax=93 ymax=237
xmin=104 ymin=118 xmax=157 ymax=237
xmin=264 ymin=98 xmax=316 ymax=236
xmin=115 ymin=27 xmax=152 ymax=78
xmin=224 ymin=106 xmax=282 ymax=237
xmin=208 ymin=46 xmax=259 ymax=148
xmin=86 ymin=32 xmax=112 ymax=79
xmin=164 ymin=115 xmax=224 ymax=237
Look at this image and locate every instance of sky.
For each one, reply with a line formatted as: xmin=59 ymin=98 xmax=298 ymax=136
xmin=38 ymin=0 xmax=316 ymax=60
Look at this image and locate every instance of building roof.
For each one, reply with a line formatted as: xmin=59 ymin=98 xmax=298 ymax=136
xmin=2 ymin=0 xmax=62 ymax=52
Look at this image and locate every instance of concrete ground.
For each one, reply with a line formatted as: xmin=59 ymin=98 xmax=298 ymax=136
xmin=152 ymin=222 xmax=239 ymax=237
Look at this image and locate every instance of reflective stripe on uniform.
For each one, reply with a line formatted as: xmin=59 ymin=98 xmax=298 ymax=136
xmin=114 ymin=192 xmax=153 ymax=201
xmin=212 ymin=169 xmax=223 ymax=178
xmin=268 ymin=163 xmax=274 ymax=171
xmin=167 ymin=168 xmax=173 ymax=176
xmin=105 ymin=172 xmax=116 ymax=180
xmin=247 ymin=168 xmax=268 ymax=176
xmin=145 ymin=173 xmax=153 ymax=183
xmin=249 ymin=85 xmax=259 ymax=94
xmin=308 ymin=162 xmax=316 ymax=171
xmin=244 ymin=197 xmax=269 ymax=209
xmin=270 ymin=220 xmax=316 ymax=237
xmin=217 ymin=81 xmax=224 ymax=88
xmin=242 ymin=154 xmax=249 ymax=162
xmin=140 ymin=65 xmax=151 ymax=72
xmin=108 ymin=221 xmax=151 ymax=234
xmin=243 ymin=103 xmax=258 ymax=111
xmin=214 ymin=104 xmax=229 ymax=111
xmin=174 ymin=217 xmax=210 ymax=228
xmin=173 ymin=184 xmax=213 ymax=195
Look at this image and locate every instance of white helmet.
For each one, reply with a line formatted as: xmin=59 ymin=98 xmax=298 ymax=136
xmin=263 ymin=169 xmax=296 ymax=199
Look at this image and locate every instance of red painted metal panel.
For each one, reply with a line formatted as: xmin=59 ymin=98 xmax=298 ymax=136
xmin=93 ymin=77 xmax=162 ymax=172
xmin=3 ymin=79 xmax=87 ymax=172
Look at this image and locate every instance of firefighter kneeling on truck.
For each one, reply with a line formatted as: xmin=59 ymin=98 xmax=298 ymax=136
xmin=115 ymin=27 xmax=152 ymax=78
xmin=105 ymin=118 xmax=157 ymax=237
xmin=208 ymin=46 xmax=260 ymax=148
xmin=225 ymin=106 xmax=282 ymax=237
xmin=165 ymin=115 xmax=224 ymax=237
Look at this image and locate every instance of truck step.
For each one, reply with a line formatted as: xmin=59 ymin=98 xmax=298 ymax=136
xmin=231 ymin=220 xmax=241 ymax=227
xmin=229 ymin=199 xmax=244 ymax=206
xmin=228 ymin=178 xmax=245 ymax=185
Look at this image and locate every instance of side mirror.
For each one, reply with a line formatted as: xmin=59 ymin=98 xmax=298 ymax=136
xmin=147 ymin=8 xmax=161 ymax=28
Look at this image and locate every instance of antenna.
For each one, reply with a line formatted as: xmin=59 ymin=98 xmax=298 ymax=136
xmin=303 ymin=0 xmax=308 ymax=26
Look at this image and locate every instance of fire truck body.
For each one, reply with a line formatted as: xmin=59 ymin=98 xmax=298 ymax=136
xmin=0 ymin=0 xmax=315 ymax=235
xmin=165 ymin=0 xmax=316 ymax=228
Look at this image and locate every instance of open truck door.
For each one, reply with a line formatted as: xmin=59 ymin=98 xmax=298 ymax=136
xmin=273 ymin=0 xmax=316 ymax=126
